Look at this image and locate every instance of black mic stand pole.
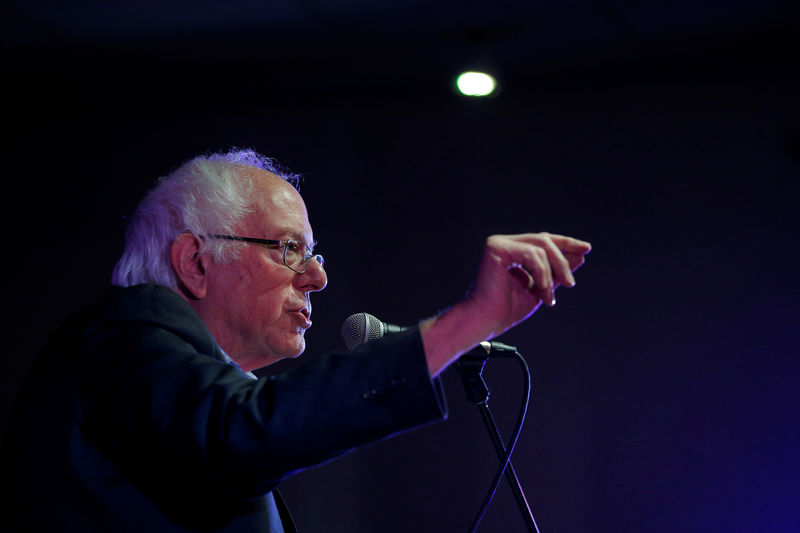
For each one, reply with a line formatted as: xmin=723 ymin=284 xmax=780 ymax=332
xmin=454 ymin=348 xmax=538 ymax=532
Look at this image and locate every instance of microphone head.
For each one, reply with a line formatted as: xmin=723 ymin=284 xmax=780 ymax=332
xmin=341 ymin=312 xmax=384 ymax=350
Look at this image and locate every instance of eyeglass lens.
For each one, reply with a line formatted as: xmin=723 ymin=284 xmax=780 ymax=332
xmin=283 ymin=240 xmax=324 ymax=273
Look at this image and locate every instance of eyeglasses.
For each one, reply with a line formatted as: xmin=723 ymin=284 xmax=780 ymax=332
xmin=206 ymin=234 xmax=325 ymax=274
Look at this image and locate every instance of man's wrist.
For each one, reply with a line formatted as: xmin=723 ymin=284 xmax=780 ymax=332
xmin=419 ymin=303 xmax=492 ymax=377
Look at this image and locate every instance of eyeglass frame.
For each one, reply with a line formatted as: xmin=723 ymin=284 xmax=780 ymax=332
xmin=206 ymin=234 xmax=324 ymax=274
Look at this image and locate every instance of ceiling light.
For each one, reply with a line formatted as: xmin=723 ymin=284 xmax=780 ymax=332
xmin=456 ymin=71 xmax=497 ymax=97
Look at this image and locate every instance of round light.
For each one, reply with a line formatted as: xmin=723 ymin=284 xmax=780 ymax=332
xmin=456 ymin=71 xmax=497 ymax=97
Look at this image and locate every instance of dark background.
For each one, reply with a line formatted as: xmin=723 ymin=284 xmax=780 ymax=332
xmin=2 ymin=1 xmax=799 ymax=531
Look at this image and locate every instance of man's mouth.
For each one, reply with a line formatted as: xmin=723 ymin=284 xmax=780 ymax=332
xmin=289 ymin=307 xmax=312 ymax=328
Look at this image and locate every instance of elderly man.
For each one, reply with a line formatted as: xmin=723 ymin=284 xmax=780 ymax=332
xmin=2 ymin=148 xmax=590 ymax=532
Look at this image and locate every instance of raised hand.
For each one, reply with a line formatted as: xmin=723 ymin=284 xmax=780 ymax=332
xmin=421 ymin=232 xmax=591 ymax=376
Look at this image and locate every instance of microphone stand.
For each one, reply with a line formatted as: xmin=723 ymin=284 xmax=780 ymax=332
xmin=454 ymin=348 xmax=538 ymax=532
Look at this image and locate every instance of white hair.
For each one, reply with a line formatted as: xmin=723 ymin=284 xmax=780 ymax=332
xmin=111 ymin=148 xmax=300 ymax=289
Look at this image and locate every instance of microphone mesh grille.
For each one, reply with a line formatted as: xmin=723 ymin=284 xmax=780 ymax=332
xmin=341 ymin=312 xmax=383 ymax=350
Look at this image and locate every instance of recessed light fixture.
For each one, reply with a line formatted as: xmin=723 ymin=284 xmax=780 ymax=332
xmin=456 ymin=71 xmax=497 ymax=97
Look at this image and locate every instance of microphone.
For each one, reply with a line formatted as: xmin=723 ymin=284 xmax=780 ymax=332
xmin=341 ymin=312 xmax=404 ymax=350
xmin=341 ymin=312 xmax=517 ymax=354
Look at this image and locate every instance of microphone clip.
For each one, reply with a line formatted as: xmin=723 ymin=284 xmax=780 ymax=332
xmin=453 ymin=348 xmax=491 ymax=404
xmin=454 ymin=341 xmax=518 ymax=404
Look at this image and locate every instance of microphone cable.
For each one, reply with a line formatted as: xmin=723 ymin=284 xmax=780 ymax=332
xmin=467 ymin=349 xmax=539 ymax=533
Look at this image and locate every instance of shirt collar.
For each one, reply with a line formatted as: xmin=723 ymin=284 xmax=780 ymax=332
xmin=217 ymin=345 xmax=258 ymax=381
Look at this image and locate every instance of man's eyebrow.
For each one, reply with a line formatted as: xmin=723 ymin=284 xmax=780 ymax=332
xmin=281 ymin=231 xmax=317 ymax=248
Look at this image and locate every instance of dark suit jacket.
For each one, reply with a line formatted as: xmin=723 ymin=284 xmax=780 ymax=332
xmin=2 ymin=284 xmax=446 ymax=532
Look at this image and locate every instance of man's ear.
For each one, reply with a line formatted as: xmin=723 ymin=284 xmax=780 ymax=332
xmin=170 ymin=233 xmax=208 ymax=300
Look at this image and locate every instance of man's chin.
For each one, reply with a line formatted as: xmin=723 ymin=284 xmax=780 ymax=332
xmin=285 ymin=334 xmax=306 ymax=359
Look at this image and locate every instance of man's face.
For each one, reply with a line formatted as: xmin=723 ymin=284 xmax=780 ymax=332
xmin=202 ymin=169 xmax=327 ymax=370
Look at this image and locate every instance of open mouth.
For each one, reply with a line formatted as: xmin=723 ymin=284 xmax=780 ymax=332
xmin=288 ymin=306 xmax=312 ymax=328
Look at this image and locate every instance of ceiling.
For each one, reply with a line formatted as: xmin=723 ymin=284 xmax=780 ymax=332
xmin=3 ymin=0 xmax=799 ymax=94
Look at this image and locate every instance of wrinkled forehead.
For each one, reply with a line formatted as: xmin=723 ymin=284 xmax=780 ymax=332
xmin=244 ymin=167 xmax=315 ymax=243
